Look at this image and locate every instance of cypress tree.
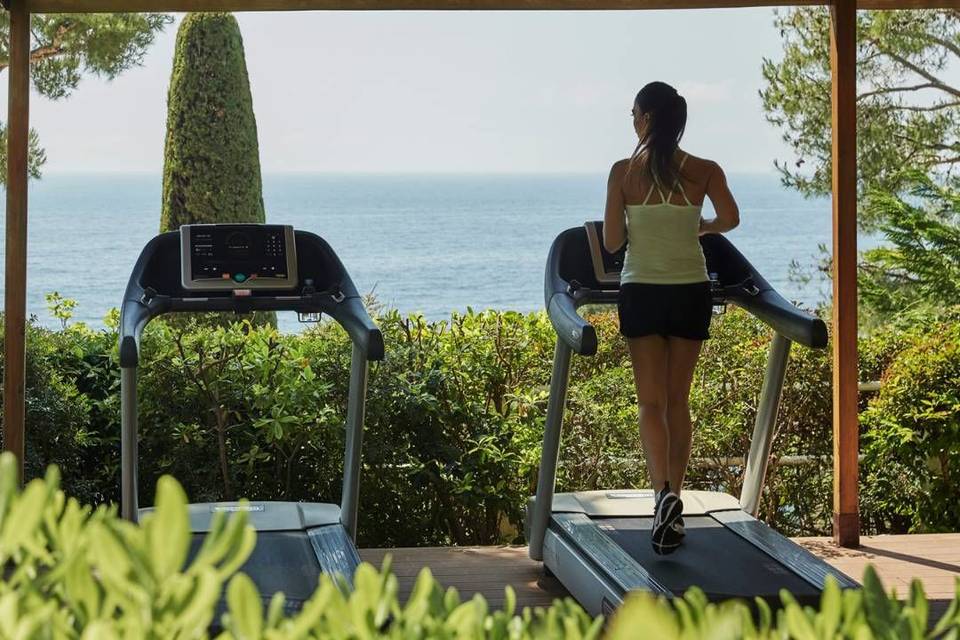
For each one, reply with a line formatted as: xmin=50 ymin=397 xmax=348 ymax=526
xmin=161 ymin=13 xmax=264 ymax=231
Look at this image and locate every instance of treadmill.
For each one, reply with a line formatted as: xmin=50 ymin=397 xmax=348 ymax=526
xmin=527 ymin=221 xmax=856 ymax=616
xmin=119 ymin=223 xmax=384 ymax=613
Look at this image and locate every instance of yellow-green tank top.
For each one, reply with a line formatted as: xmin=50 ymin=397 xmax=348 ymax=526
xmin=620 ymin=158 xmax=709 ymax=285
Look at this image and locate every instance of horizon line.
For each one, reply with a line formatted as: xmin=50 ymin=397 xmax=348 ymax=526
xmin=30 ymin=168 xmax=784 ymax=178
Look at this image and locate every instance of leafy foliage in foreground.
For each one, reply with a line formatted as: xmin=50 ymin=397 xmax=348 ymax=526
xmin=608 ymin=569 xmax=960 ymax=640
xmin=0 ymin=451 xmax=600 ymax=639
xmin=0 ymin=453 xmax=958 ymax=639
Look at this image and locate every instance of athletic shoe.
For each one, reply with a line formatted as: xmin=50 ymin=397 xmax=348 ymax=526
xmin=651 ymin=483 xmax=684 ymax=555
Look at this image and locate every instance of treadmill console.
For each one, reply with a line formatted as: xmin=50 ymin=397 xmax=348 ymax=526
xmin=180 ymin=224 xmax=298 ymax=291
xmin=584 ymin=221 xmax=624 ymax=285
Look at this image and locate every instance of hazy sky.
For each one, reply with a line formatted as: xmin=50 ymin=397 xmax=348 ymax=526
xmin=6 ymin=9 xmax=796 ymax=174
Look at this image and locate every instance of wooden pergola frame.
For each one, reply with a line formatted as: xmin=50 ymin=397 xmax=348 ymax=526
xmin=3 ymin=0 xmax=952 ymax=548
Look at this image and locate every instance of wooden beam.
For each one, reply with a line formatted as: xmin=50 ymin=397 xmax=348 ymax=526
xmin=21 ymin=0 xmax=960 ymax=13
xmin=3 ymin=0 xmax=30 ymax=482
xmin=830 ymin=0 xmax=859 ymax=549
xmin=24 ymin=0 xmax=814 ymax=10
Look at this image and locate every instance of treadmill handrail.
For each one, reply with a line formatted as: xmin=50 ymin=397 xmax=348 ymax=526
xmin=543 ymin=226 xmax=827 ymax=351
xmin=327 ymin=296 xmax=385 ymax=362
xmin=118 ymin=231 xmax=385 ymax=367
xmin=546 ymin=292 xmax=598 ymax=356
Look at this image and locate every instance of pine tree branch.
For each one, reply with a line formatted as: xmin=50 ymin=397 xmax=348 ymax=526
xmin=924 ymin=34 xmax=960 ymax=61
xmin=858 ymin=83 xmax=943 ymax=101
xmin=0 ymin=22 xmax=76 ymax=73
xmin=891 ymin=133 xmax=959 ymax=154
xmin=931 ymin=156 xmax=960 ymax=166
xmin=904 ymin=101 xmax=960 ymax=112
xmin=882 ymin=50 xmax=960 ymax=99
xmin=873 ymin=101 xmax=960 ymax=113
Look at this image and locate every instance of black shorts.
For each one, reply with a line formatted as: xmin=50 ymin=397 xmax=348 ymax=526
xmin=618 ymin=282 xmax=712 ymax=341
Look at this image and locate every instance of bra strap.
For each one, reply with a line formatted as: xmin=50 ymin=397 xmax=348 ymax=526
xmin=641 ymin=182 xmax=658 ymax=205
xmin=668 ymin=154 xmax=692 ymax=205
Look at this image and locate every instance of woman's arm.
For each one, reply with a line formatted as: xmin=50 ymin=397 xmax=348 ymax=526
xmin=603 ymin=160 xmax=629 ymax=252
xmin=699 ymin=162 xmax=740 ymax=235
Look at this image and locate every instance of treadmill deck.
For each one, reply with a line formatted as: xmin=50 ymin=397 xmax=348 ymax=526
xmin=539 ymin=490 xmax=855 ymax=614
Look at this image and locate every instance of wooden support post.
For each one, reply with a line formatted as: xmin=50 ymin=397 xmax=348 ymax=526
xmin=3 ymin=0 xmax=31 ymax=481
xmin=830 ymin=0 xmax=859 ymax=548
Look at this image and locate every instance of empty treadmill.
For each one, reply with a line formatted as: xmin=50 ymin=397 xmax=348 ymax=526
xmin=527 ymin=222 xmax=856 ymax=616
xmin=119 ymin=224 xmax=384 ymax=612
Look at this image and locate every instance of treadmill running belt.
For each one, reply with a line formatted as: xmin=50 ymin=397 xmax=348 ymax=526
xmin=597 ymin=516 xmax=820 ymax=604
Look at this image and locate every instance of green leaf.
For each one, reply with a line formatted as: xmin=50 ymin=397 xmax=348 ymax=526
xmin=817 ymin=575 xmax=842 ymax=636
xmin=607 ymin=593 xmax=678 ymax=640
xmin=226 ymin=573 xmax=264 ymax=640
xmin=862 ymin=564 xmax=897 ymax=634
xmin=146 ymin=475 xmax=190 ymax=580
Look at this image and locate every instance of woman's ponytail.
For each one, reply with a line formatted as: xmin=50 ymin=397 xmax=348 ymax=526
xmin=628 ymin=82 xmax=688 ymax=188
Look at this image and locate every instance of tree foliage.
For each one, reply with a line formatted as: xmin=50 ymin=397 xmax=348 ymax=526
xmin=761 ymin=9 xmax=960 ymax=226
xmin=160 ymin=13 xmax=264 ymax=231
xmin=0 ymin=12 xmax=171 ymax=183
xmin=859 ymin=174 xmax=960 ymax=317
xmin=0 ymin=123 xmax=45 ymax=181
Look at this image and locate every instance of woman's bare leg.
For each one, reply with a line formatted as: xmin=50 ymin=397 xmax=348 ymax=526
xmin=626 ymin=335 xmax=669 ymax=492
xmin=665 ymin=337 xmax=703 ymax=494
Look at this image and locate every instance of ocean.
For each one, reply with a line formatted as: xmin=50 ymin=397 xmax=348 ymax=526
xmin=1 ymin=173 xmax=863 ymax=332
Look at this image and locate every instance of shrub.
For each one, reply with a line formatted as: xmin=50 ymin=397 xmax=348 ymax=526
xmin=160 ymin=12 xmax=265 ymax=231
xmin=860 ymin=316 xmax=960 ymax=533
xmin=5 ymin=300 xmax=960 ymax=542
xmin=0 ymin=453 xmax=957 ymax=639
xmin=0 ymin=314 xmax=117 ymax=505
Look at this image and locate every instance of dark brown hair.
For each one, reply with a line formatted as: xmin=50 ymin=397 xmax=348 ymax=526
xmin=628 ymin=81 xmax=687 ymax=189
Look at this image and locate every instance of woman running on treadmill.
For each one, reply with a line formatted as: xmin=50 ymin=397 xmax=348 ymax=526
xmin=602 ymin=81 xmax=740 ymax=555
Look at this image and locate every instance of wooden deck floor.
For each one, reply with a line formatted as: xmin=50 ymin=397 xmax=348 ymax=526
xmin=360 ymin=534 xmax=960 ymax=616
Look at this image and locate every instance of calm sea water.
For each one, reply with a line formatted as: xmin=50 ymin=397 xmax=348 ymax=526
xmin=1 ymin=173 xmax=865 ymax=332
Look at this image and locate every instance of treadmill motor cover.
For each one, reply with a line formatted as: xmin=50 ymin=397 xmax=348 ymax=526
xmin=189 ymin=531 xmax=321 ymax=609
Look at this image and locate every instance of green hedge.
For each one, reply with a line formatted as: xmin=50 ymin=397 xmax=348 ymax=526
xmin=0 ymin=454 xmax=958 ymax=639
xmin=1 ymin=303 xmax=958 ymax=543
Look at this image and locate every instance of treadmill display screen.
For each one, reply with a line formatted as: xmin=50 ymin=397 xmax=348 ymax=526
xmin=181 ymin=224 xmax=298 ymax=291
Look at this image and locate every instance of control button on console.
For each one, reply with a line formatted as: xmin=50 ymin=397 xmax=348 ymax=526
xmin=233 ymin=273 xmax=248 ymax=283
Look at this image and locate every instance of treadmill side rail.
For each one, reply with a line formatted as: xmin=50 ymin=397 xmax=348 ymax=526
xmin=550 ymin=513 xmax=673 ymax=597
xmin=712 ymin=510 xmax=859 ymax=590
xmin=341 ymin=342 xmax=369 ymax=541
xmin=529 ymin=340 xmax=574 ymax=560
xmin=308 ymin=524 xmax=363 ymax=589
xmin=740 ymin=332 xmax=792 ymax=516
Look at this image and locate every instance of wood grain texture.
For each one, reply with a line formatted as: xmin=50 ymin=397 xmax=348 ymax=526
xmin=3 ymin=0 xmax=30 ymax=482
xmin=359 ymin=546 xmax=568 ymax=607
xmin=21 ymin=0 xmax=960 ymax=12
xmin=829 ymin=0 xmax=859 ymax=550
